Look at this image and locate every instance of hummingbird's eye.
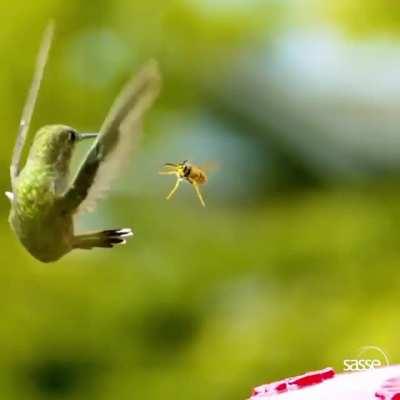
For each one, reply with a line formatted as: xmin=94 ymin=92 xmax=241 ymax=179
xmin=67 ymin=130 xmax=77 ymax=142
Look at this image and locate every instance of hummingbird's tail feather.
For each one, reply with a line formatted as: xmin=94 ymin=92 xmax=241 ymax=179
xmin=73 ymin=228 xmax=133 ymax=249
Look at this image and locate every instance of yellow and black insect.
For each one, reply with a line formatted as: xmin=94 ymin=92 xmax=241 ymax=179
xmin=159 ymin=160 xmax=208 ymax=207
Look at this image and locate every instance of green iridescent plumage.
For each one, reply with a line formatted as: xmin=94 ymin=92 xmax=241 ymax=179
xmin=8 ymin=23 xmax=161 ymax=262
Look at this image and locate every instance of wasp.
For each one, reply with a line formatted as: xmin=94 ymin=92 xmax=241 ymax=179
xmin=159 ymin=160 xmax=209 ymax=207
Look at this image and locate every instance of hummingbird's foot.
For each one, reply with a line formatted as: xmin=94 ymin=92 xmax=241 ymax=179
xmin=73 ymin=228 xmax=134 ymax=250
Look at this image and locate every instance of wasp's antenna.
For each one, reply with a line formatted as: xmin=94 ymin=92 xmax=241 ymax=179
xmin=159 ymin=163 xmax=179 ymax=175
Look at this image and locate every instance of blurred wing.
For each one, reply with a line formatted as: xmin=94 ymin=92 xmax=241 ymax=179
xmin=74 ymin=60 xmax=161 ymax=214
xmin=199 ymin=161 xmax=220 ymax=174
xmin=10 ymin=21 xmax=54 ymax=190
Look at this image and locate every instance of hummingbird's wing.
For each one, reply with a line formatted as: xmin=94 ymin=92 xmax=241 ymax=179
xmin=10 ymin=21 xmax=54 ymax=191
xmin=65 ymin=60 xmax=161 ymax=214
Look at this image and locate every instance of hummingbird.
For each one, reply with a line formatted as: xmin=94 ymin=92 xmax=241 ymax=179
xmin=7 ymin=22 xmax=161 ymax=263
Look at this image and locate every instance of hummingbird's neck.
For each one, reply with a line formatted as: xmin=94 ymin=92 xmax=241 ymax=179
xmin=27 ymin=140 xmax=74 ymax=180
xmin=31 ymin=147 xmax=72 ymax=168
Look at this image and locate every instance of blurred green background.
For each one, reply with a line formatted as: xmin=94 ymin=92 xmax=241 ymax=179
xmin=1 ymin=0 xmax=400 ymax=399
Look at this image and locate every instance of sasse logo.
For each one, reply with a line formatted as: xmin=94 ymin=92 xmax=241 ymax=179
xmin=343 ymin=358 xmax=381 ymax=371
xmin=343 ymin=346 xmax=389 ymax=372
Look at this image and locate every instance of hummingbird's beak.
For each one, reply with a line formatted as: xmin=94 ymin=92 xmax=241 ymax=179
xmin=78 ymin=133 xmax=98 ymax=141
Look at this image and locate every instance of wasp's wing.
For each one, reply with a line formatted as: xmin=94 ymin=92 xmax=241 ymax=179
xmin=199 ymin=161 xmax=220 ymax=174
xmin=65 ymin=60 xmax=161 ymax=214
xmin=10 ymin=21 xmax=54 ymax=190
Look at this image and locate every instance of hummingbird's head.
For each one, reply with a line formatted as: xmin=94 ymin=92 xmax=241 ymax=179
xmin=29 ymin=124 xmax=97 ymax=167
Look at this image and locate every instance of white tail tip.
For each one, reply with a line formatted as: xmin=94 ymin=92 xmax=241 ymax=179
xmin=5 ymin=191 xmax=14 ymax=201
xmin=116 ymin=228 xmax=134 ymax=238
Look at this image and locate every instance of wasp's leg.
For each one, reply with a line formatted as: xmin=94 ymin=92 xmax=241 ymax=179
xmin=192 ymin=182 xmax=206 ymax=207
xmin=166 ymin=178 xmax=182 ymax=200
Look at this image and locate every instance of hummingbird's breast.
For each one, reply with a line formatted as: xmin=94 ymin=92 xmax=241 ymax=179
xmin=9 ymin=165 xmax=73 ymax=262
